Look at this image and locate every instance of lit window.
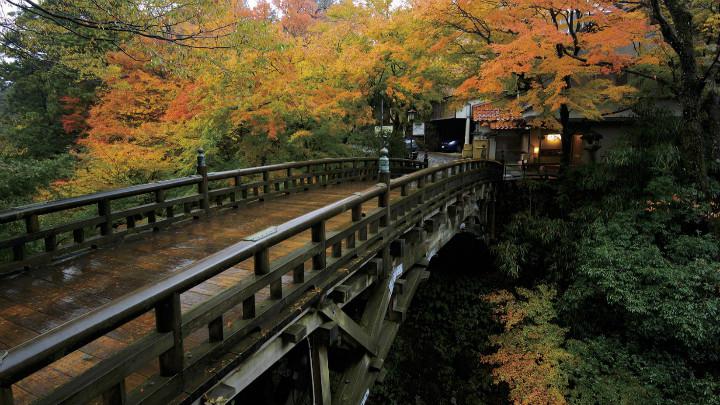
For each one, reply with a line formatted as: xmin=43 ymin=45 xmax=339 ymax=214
xmin=546 ymin=134 xmax=562 ymax=142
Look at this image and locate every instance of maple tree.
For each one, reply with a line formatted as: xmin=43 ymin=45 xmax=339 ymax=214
xmin=49 ymin=51 xmax=202 ymax=195
xmin=426 ymin=0 xmax=652 ymax=166
xmin=482 ymin=286 xmax=572 ymax=405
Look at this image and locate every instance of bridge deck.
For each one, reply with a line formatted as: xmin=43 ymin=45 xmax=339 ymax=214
xmin=0 ymin=181 xmax=381 ymax=404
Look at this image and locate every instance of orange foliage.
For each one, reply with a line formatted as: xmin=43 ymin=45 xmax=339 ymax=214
xmin=274 ymin=0 xmax=319 ymax=37
xmin=422 ymin=0 xmax=654 ymax=127
xmin=482 ymin=286 xmax=572 ymax=405
xmin=59 ymin=96 xmax=88 ymax=135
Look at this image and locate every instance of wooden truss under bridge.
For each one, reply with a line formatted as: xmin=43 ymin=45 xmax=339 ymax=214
xmin=0 ymin=153 xmax=502 ymax=405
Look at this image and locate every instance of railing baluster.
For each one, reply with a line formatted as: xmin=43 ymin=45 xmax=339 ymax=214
xmin=98 ymin=199 xmax=112 ymax=236
xmin=348 ymin=203 xmax=361 ymax=248
xmin=312 ymin=221 xmax=326 ymax=270
xmin=1 ymin=385 xmax=13 ymax=405
xmin=353 ymin=204 xmax=367 ymax=242
xmin=14 ymin=214 xmax=39 ymax=261
xmin=155 ymin=190 xmax=166 ymax=231
xmin=243 ymin=295 xmax=256 ymax=319
xmin=234 ymin=175 xmax=242 ymax=206
xmin=379 ymin=184 xmax=390 ymax=227
xmin=379 ymin=148 xmax=390 ymax=227
xmin=263 ymin=171 xmax=270 ymax=196
xmin=44 ymin=233 xmax=56 ymax=253
xmin=25 ymin=214 xmax=39 ymax=235
xmin=155 ymin=292 xmax=183 ymax=376
xmin=293 ymin=263 xmax=304 ymax=283
xmin=417 ymin=174 xmax=426 ymax=205
xmin=208 ymin=315 xmax=224 ymax=342
xmin=147 ymin=201 xmax=157 ymax=229
xmin=285 ymin=168 xmax=292 ymax=192
xmin=101 ymin=379 xmax=126 ymax=405
xmin=197 ymin=149 xmax=210 ymax=214
xmin=73 ymin=228 xmax=85 ymax=245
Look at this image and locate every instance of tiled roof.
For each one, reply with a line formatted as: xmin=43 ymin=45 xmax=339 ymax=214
xmin=472 ymin=102 xmax=524 ymax=130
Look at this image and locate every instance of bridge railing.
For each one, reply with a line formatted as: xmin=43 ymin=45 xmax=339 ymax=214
xmin=0 ymin=158 xmax=500 ymax=405
xmin=0 ymin=155 xmax=424 ymax=276
xmin=503 ymin=162 xmax=561 ymax=180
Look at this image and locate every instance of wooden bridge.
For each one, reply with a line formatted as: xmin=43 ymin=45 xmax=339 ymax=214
xmin=0 ymin=152 xmax=502 ymax=405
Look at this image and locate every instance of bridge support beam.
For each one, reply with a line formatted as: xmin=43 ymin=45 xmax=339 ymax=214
xmin=310 ymin=334 xmax=332 ymax=405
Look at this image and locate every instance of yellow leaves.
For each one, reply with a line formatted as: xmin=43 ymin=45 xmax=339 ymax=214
xmin=290 ymin=129 xmax=313 ymax=142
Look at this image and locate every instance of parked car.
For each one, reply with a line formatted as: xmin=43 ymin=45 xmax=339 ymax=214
xmin=404 ymin=137 xmax=419 ymax=159
xmin=439 ymin=139 xmax=462 ymax=153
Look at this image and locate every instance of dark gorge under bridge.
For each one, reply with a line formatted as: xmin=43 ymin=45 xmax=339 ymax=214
xmin=0 ymin=154 xmax=502 ymax=405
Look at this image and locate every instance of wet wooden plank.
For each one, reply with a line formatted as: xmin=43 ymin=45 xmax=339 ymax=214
xmin=0 ymin=318 xmax=38 ymax=348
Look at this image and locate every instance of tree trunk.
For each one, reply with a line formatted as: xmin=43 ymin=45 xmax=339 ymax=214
xmin=559 ymin=103 xmax=572 ymax=168
xmin=703 ymin=89 xmax=720 ymax=164
xmin=648 ymin=0 xmax=710 ymax=192
xmin=680 ymin=96 xmax=709 ymax=193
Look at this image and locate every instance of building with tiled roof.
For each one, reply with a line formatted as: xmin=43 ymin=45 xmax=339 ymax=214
xmin=423 ymin=96 xmax=679 ymax=166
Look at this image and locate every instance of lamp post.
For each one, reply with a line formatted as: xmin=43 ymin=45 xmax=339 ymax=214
xmin=406 ymin=109 xmax=418 ymax=160
xmin=463 ymin=103 xmax=473 ymax=158
xmin=407 ymin=109 xmax=416 ymax=125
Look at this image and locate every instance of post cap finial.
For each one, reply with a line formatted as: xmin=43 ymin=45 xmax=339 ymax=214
xmin=197 ymin=148 xmax=206 ymax=168
xmin=378 ymin=147 xmax=390 ymax=174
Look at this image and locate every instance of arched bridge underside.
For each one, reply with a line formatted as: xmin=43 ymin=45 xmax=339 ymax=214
xmin=0 ymin=157 xmax=502 ymax=405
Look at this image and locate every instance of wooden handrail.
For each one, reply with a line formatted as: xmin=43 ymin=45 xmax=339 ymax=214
xmin=0 ymin=156 xmax=422 ymax=275
xmin=0 ymin=176 xmax=202 ymax=223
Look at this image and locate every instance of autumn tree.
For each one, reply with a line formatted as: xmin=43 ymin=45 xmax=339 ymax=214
xmin=48 ymin=51 xmax=204 ymax=195
xmin=428 ymin=0 xmax=651 ymax=167
xmin=483 ymin=286 xmax=572 ymax=405
xmin=3 ymin=0 xmax=236 ymax=50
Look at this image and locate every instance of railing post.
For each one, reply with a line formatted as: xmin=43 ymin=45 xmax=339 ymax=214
xmin=378 ymin=148 xmax=390 ymax=228
xmin=155 ymin=292 xmax=183 ymax=376
xmin=1 ymin=385 xmax=14 ymax=405
xmin=15 ymin=214 xmax=40 ymax=261
xmin=233 ymin=175 xmax=242 ymax=207
xmin=98 ymin=199 xmax=112 ymax=236
xmin=197 ymin=148 xmax=210 ymax=215
xmin=418 ymin=174 xmax=426 ymax=205
xmin=285 ymin=168 xmax=292 ymax=193
xmin=262 ymin=170 xmax=270 ymax=196
xmin=312 ymin=221 xmax=326 ymax=270
xmin=293 ymin=263 xmax=305 ymax=283
xmin=208 ymin=315 xmax=224 ymax=342
xmin=353 ymin=204 xmax=367 ymax=242
xmin=348 ymin=203 xmax=361 ymax=249
xmin=102 ymin=379 xmax=126 ymax=405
